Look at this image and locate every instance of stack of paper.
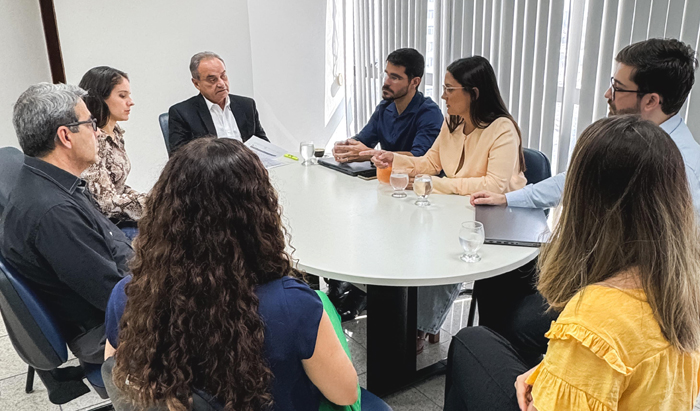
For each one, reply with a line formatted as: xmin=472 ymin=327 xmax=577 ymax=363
xmin=244 ymin=137 xmax=292 ymax=169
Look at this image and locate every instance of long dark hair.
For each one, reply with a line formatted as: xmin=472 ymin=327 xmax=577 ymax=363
xmin=113 ymin=138 xmax=302 ymax=410
xmin=538 ymin=115 xmax=700 ymax=352
xmin=446 ymin=56 xmax=525 ymax=172
xmin=78 ymin=66 xmax=128 ymax=129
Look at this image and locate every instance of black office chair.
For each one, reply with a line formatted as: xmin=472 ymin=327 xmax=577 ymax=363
xmin=0 ymin=147 xmax=24 ymax=214
xmin=522 ymin=147 xmax=552 ymax=216
xmin=159 ymin=113 xmax=170 ymax=154
xmin=0 ymin=254 xmax=110 ymax=407
xmin=522 ymin=147 xmax=552 ymax=188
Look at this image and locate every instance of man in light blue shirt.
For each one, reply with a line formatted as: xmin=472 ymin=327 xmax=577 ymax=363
xmin=471 ymin=39 xmax=700 ymax=216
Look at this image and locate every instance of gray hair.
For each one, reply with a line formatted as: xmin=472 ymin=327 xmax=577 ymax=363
xmin=189 ymin=51 xmax=225 ymax=80
xmin=13 ymin=82 xmax=87 ymax=157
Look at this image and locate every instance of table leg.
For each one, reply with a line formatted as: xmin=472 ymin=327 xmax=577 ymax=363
xmin=366 ymin=285 xmax=417 ymax=396
xmin=366 ymin=285 xmax=448 ymax=397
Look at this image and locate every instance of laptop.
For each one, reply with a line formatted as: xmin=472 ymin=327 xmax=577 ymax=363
xmin=475 ymin=205 xmax=551 ymax=247
xmin=318 ymin=158 xmax=377 ymax=178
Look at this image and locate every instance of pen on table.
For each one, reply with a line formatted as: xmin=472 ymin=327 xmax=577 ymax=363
xmin=284 ymin=153 xmax=299 ymax=161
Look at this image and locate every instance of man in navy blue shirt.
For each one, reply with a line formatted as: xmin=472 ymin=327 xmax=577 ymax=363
xmin=333 ymin=48 xmax=443 ymax=163
xmin=330 ymin=49 xmax=443 ymax=321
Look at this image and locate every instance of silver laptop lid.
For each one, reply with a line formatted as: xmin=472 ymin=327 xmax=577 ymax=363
xmin=475 ymin=205 xmax=551 ymax=247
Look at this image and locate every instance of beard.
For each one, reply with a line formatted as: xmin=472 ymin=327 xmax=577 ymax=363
xmin=382 ymin=85 xmax=409 ymax=101
xmin=607 ymin=99 xmax=641 ymax=116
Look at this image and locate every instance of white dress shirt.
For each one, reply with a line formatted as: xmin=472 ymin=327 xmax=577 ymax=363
xmin=505 ymin=114 xmax=700 ymax=216
xmin=204 ymin=95 xmax=242 ymax=141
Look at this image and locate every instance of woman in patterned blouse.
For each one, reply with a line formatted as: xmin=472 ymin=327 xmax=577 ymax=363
xmin=79 ymin=67 xmax=145 ymax=240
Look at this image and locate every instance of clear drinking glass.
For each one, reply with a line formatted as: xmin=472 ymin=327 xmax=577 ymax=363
xmin=390 ymin=171 xmax=409 ymax=198
xmin=413 ymin=174 xmax=433 ymax=206
xmin=300 ymin=141 xmax=315 ymax=165
xmin=459 ymin=221 xmax=485 ymax=262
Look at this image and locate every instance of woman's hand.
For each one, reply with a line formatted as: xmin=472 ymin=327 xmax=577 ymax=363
xmin=360 ymin=149 xmax=395 ymax=169
xmin=515 ymin=366 xmax=538 ymax=411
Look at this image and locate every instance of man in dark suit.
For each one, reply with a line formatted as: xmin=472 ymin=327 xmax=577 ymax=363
xmin=167 ymin=51 xmax=267 ymax=155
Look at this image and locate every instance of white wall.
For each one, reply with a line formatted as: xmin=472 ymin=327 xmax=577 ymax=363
xmin=0 ymin=1 xmax=51 ymax=148
xmin=53 ymin=0 xmax=255 ymax=192
xmin=248 ymin=0 xmax=347 ymax=153
xmin=4 ymin=0 xmax=342 ymax=192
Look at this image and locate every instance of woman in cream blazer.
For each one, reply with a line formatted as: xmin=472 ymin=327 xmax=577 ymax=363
xmin=363 ymin=56 xmax=527 ymax=353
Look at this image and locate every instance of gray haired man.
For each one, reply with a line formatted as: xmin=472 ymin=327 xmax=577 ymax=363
xmin=1 ymin=83 xmax=131 ymax=366
xmin=167 ymin=51 xmax=267 ymax=155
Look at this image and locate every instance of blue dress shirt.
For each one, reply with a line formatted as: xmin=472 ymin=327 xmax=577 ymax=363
xmin=505 ymin=114 xmax=700 ymax=216
xmin=354 ymin=91 xmax=444 ymax=156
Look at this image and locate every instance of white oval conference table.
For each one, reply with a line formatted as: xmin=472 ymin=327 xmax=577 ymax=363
xmin=269 ymin=163 xmax=539 ymax=395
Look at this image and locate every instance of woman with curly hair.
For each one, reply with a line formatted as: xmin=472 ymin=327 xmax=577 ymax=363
xmin=102 ymin=138 xmax=359 ymax=410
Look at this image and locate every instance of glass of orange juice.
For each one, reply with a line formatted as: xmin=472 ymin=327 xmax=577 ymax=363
xmin=376 ymin=165 xmax=392 ymax=184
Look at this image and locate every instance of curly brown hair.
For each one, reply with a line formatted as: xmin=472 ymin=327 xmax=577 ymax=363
xmin=112 ymin=137 xmax=302 ymax=410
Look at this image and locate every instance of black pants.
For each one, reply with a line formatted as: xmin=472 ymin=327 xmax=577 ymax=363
xmin=444 ymin=327 xmax=528 ymax=411
xmin=472 ymin=258 xmax=558 ymax=368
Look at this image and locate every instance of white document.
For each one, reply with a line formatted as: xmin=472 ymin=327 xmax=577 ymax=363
xmin=244 ymin=136 xmax=292 ymax=169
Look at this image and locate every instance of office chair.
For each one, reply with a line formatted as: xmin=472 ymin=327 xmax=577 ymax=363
xmin=522 ymin=147 xmax=552 ymax=189
xmin=0 ymin=254 xmax=110 ymax=408
xmin=0 ymin=147 xmax=24 ymax=214
xmin=159 ymin=113 xmax=169 ymax=154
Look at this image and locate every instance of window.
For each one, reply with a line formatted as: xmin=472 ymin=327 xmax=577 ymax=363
xmin=344 ymin=0 xmax=700 ymax=172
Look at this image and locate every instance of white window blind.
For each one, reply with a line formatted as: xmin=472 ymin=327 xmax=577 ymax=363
xmin=349 ymin=0 xmax=429 ymax=130
xmin=345 ymin=0 xmax=700 ymax=174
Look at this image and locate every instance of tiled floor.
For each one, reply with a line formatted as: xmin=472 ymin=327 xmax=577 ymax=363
xmin=342 ymin=294 xmax=474 ymax=410
xmin=0 ymin=331 xmax=110 ymax=410
xmin=2 ymin=294 xmax=700 ymax=411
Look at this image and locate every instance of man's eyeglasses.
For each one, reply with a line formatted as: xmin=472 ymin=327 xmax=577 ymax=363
xmin=609 ymin=77 xmax=646 ymax=101
xmin=63 ymin=118 xmax=98 ymax=132
xmin=442 ymin=84 xmax=465 ymax=94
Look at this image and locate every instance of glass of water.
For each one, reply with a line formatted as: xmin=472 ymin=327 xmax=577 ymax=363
xmin=413 ymin=174 xmax=433 ymax=207
xmin=390 ymin=171 xmax=409 ymax=198
xmin=459 ymin=221 xmax=485 ymax=262
xmin=300 ymin=141 xmax=315 ymax=166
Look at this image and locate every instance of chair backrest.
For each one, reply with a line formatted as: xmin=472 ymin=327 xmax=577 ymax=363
xmin=0 ymin=147 xmax=24 ymax=214
xmin=159 ymin=113 xmax=170 ymax=154
xmin=0 ymin=253 xmax=68 ymax=370
xmin=102 ymin=356 xmax=223 ymax=411
xmin=522 ymin=148 xmax=552 ymax=185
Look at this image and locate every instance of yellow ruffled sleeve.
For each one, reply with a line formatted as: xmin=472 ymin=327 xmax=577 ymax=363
xmin=526 ymin=323 xmax=629 ymax=411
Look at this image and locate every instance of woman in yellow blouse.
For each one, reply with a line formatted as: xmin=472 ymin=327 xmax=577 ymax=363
xmin=363 ymin=56 xmax=527 ymax=353
xmin=444 ymin=115 xmax=700 ymax=411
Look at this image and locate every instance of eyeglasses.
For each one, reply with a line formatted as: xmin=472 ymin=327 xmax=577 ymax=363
xmin=442 ymin=84 xmax=465 ymax=94
xmin=64 ymin=118 xmax=98 ymax=132
xmin=609 ymin=77 xmax=646 ymax=101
